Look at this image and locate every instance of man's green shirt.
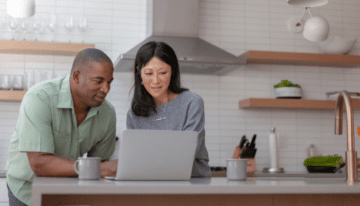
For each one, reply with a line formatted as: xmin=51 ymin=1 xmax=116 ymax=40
xmin=5 ymin=75 xmax=116 ymax=205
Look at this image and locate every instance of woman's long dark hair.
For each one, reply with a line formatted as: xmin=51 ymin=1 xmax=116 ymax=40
xmin=130 ymin=41 xmax=188 ymax=117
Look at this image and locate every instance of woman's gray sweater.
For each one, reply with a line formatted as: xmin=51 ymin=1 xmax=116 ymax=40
xmin=126 ymin=91 xmax=211 ymax=177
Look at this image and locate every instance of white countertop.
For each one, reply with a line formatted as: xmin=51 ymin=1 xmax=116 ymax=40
xmin=31 ymin=176 xmax=360 ymax=205
xmin=32 ymin=176 xmax=360 ymax=195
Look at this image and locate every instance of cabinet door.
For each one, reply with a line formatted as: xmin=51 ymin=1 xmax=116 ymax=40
xmin=0 ymin=178 xmax=9 ymax=203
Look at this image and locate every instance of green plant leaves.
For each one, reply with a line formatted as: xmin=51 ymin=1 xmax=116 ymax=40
xmin=274 ymin=80 xmax=300 ymax=88
xmin=303 ymin=155 xmax=343 ymax=167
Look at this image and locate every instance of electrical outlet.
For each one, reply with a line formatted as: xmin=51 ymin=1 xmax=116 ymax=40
xmin=277 ymin=133 xmax=287 ymax=149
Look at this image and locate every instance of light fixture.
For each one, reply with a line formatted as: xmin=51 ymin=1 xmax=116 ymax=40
xmin=287 ymin=0 xmax=330 ymax=43
xmin=302 ymin=15 xmax=329 ymax=42
xmin=7 ymin=0 xmax=36 ymax=18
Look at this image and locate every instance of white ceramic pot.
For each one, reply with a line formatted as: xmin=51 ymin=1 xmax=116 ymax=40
xmin=274 ymin=87 xmax=302 ymax=99
xmin=318 ymin=35 xmax=357 ymax=55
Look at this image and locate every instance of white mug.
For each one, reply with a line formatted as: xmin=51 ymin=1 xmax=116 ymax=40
xmin=226 ymin=159 xmax=247 ymax=181
xmin=74 ymin=157 xmax=101 ymax=180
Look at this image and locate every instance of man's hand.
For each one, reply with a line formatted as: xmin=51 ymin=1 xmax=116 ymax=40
xmin=100 ymin=159 xmax=118 ymax=178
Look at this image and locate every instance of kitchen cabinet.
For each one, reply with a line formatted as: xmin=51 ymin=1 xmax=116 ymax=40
xmin=239 ymin=98 xmax=360 ymax=110
xmin=238 ymin=50 xmax=360 ymax=68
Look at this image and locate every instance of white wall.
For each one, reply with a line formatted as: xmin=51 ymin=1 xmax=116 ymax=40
xmin=1 ymin=0 xmax=360 ymax=173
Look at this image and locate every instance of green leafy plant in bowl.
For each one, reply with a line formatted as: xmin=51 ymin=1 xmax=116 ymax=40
xmin=304 ymin=155 xmax=345 ymax=173
xmin=304 ymin=155 xmax=343 ymax=167
xmin=274 ymin=80 xmax=301 ymax=88
xmin=273 ymin=80 xmax=302 ymax=99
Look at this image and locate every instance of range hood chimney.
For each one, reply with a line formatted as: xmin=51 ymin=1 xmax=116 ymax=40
xmin=114 ymin=0 xmax=243 ymax=75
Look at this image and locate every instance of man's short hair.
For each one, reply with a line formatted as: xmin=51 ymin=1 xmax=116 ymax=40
xmin=71 ymin=48 xmax=113 ymax=75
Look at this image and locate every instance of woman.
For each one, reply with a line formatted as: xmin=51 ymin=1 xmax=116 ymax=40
xmin=126 ymin=41 xmax=211 ymax=177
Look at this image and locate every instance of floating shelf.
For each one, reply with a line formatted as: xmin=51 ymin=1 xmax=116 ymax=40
xmin=0 ymin=90 xmax=26 ymax=101
xmin=238 ymin=50 xmax=360 ymax=68
xmin=239 ymin=98 xmax=360 ymax=110
xmin=0 ymin=40 xmax=95 ymax=56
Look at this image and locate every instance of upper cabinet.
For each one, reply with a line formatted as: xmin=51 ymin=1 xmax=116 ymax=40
xmin=0 ymin=40 xmax=95 ymax=56
xmin=238 ymin=50 xmax=360 ymax=68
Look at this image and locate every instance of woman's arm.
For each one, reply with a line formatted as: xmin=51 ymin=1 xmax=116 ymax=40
xmin=126 ymin=110 xmax=135 ymax=129
xmin=182 ymin=93 xmax=211 ymax=177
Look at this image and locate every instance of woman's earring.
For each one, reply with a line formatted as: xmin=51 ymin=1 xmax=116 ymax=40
xmin=141 ymin=81 xmax=143 ymax=85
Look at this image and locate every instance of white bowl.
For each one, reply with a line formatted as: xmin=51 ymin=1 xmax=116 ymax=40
xmin=274 ymin=87 xmax=302 ymax=99
xmin=318 ymin=35 xmax=357 ymax=55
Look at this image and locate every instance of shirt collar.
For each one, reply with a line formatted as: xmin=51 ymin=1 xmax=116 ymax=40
xmin=87 ymin=106 xmax=99 ymax=119
xmin=57 ymin=75 xmax=73 ymax=109
xmin=57 ymin=75 xmax=100 ymax=117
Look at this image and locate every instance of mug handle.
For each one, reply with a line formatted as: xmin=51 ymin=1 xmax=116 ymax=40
xmin=74 ymin=160 xmax=80 ymax=174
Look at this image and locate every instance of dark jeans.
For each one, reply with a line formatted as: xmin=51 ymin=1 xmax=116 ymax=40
xmin=7 ymin=183 xmax=28 ymax=206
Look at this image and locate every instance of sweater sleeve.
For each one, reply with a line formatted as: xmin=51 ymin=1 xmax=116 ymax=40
xmin=183 ymin=93 xmax=211 ymax=177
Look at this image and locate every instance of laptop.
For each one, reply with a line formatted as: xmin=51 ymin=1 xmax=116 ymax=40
xmin=105 ymin=129 xmax=198 ymax=181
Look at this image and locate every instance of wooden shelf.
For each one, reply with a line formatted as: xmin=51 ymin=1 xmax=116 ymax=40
xmin=0 ymin=40 xmax=95 ymax=56
xmin=239 ymin=98 xmax=360 ymax=110
xmin=238 ymin=50 xmax=360 ymax=68
xmin=0 ymin=90 xmax=26 ymax=101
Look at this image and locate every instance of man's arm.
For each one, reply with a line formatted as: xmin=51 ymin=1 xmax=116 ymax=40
xmin=27 ymin=152 xmax=77 ymax=177
xmin=27 ymin=152 xmax=117 ymax=177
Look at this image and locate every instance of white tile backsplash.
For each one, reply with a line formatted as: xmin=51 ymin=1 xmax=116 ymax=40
xmin=0 ymin=0 xmax=359 ymax=173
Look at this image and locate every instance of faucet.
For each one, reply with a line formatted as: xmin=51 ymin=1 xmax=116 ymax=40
xmin=335 ymin=90 xmax=358 ymax=183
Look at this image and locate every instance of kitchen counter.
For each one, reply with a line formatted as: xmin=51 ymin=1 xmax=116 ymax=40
xmin=32 ymin=176 xmax=360 ymax=206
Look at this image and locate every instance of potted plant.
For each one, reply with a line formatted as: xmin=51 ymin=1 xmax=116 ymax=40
xmin=274 ymin=80 xmax=302 ymax=99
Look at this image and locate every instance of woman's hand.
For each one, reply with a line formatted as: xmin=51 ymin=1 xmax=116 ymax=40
xmin=100 ymin=159 xmax=118 ymax=178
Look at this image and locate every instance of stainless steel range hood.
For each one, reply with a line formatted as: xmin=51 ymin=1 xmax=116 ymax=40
xmin=114 ymin=0 xmax=243 ymax=75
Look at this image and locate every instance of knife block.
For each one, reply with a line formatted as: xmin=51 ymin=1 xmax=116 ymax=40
xmin=245 ymin=158 xmax=255 ymax=173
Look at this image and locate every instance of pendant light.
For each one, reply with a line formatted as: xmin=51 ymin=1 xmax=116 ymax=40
xmin=302 ymin=14 xmax=329 ymax=42
xmin=7 ymin=0 xmax=36 ymax=18
xmin=287 ymin=0 xmax=330 ymax=42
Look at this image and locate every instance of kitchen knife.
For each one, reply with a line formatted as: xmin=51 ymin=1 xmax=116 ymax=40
xmin=239 ymin=135 xmax=247 ymax=148
xmin=249 ymin=134 xmax=257 ymax=149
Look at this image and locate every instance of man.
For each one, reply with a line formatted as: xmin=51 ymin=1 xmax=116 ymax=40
xmin=6 ymin=48 xmax=118 ymax=206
